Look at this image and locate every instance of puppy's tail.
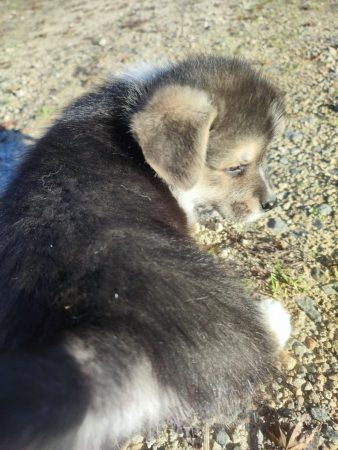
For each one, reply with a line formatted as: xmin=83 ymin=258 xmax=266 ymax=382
xmin=0 ymin=332 xmax=171 ymax=450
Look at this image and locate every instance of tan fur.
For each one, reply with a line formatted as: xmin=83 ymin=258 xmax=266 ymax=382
xmin=132 ymin=81 xmax=281 ymax=223
xmin=132 ymin=85 xmax=217 ymax=189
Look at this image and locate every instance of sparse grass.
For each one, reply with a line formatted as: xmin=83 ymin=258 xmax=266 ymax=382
xmin=309 ymin=206 xmax=319 ymax=216
xmin=269 ymin=260 xmax=309 ymax=298
xmin=7 ymin=0 xmax=23 ymax=10
xmin=36 ymin=105 xmax=56 ymax=121
xmin=281 ymin=62 xmax=299 ymax=73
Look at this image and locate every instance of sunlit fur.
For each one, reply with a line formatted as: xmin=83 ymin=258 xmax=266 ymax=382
xmin=0 ymin=55 xmax=289 ymax=450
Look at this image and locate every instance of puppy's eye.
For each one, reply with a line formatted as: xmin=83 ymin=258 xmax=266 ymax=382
xmin=227 ymin=165 xmax=246 ymax=176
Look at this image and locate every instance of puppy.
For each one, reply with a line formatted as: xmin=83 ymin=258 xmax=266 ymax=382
xmin=0 ymin=55 xmax=290 ymax=450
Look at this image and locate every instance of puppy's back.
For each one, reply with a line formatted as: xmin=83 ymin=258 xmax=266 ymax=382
xmin=0 ymin=56 xmax=286 ymax=449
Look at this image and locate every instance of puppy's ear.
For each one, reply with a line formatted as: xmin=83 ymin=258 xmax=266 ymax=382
xmin=131 ymin=85 xmax=216 ymax=189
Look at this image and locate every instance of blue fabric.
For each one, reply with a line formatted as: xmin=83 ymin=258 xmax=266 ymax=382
xmin=0 ymin=127 xmax=33 ymax=194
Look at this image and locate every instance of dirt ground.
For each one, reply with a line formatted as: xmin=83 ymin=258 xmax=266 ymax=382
xmin=0 ymin=0 xmax=337 ymax=449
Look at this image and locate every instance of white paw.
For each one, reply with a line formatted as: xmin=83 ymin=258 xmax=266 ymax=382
xmin=259 ymin=297 xmax=291 ymax=349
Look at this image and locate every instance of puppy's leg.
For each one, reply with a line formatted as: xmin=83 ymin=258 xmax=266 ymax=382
xmin=258 ymin=298 xmax=292 ymax=349
xmin=0 ymin=332 xmax=179 ymax=450
xmin=0 ymin=343 xmax=89 ymax=450
xmin=69 ymin=335 xmax=178 ymax=450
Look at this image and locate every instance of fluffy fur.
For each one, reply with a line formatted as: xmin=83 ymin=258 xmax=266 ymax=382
xmin=0 ymin=55 xmax=290 ymax=450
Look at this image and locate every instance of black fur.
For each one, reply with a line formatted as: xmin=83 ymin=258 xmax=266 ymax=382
xmin=0 ymin=56 xmax=281 ymax=449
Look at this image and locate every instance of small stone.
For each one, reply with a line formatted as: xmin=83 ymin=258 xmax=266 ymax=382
xmin=324 ymin=391 xmax=332 ymax=400
xmin=215 ymin=222 xmax=223 ymax=232
xmin=98 ymin=38 xmax=107 ymax=46
xmin=305 ymin=336 xmax=317 ymax=351
xmin=281 ymin=354 xmax=297 ymax=371
xmin=312 ymin=218 xmax=323 ymax=229
xmin=321 ymin=282 xmax=338 ymax=296
xmin=329 ymin=102 xmax=338 ymax=112
xmin=285 ymin=400 xmax=295 ymax=409
xmin=284 ymin=129 xmax=303 ymax=143
xmin=310 ymin=407 xmax=330 ymax=421
xmin=267 ymin=217 xmax=288 ymax=233
xmin=318 ymin=204 xmax=332 ymax=215
xmin=292 ymin=228 xmax=307 ymax=237
xmin=317 ymin=374 xmax=326 ymax=390
xmin=297 ymin=366 xmax=308 ymax=377
xmin=304 ymin=382 xmax=313 ymax=391
xmin=295 ymin=296 xmax=321 ymax=323
xmin=278 ymin=407 xmax=293 ymax=417
xmin=215 ymin=429 xmax=231 ymax=447
xmin=292 ymin=377 xmax=306 ymax=388
xmin=310 ymin=265 xmax=329 ymax=282
xmin=296 ymin=396 xmax=304 ymax=408
xmin=300 ymin=0 xmax=311 ymax=10
xmin=307 ymin=364 xmax=317 ymax=374
xmin=328 ymin=374 xmax=338 ymax=382
xmin=323 ymin=428 xmax=338 ymax=445
xmin=307 ymin=373 xmax=317 ymax=384
xmin=309 ymin=391 xmax=321 ymax=404
xmin=293 ymin=341 xmax=307 ymax=357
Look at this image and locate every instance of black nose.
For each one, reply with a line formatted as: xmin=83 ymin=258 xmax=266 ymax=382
xmin=261 ymin=198 xmax=277 ymax=211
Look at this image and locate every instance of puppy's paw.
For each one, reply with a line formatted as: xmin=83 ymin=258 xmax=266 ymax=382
xmin=259 ymin=298 xmax=291 ymax=349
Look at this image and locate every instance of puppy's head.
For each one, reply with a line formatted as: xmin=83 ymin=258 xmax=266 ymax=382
xmin=131 ymin=57 xmax=284 ymax=223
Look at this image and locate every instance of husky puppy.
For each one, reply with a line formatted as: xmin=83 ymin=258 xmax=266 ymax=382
xmin=0 ymin=56 xmax=290 ymax=450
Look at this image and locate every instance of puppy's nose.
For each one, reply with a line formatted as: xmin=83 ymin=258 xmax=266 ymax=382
xmin=261 ymin=198 xmax=277 ymax=211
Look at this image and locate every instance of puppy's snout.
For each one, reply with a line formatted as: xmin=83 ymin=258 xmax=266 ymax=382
xmin=261 ymin=197 xmax=277 ymax=211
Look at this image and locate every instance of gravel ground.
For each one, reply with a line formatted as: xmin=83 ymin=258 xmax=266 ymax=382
xmin=0 ymin=0 xmax=337 ymax=449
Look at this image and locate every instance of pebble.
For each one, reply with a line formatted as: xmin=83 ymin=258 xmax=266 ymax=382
xmin=292 ymin=377 xmax=306 ymax=388
xmin=284 ymin=129 xmax=303 ymax=143
xmin=304 ymin=382 xmax=313 ymax=391
xmin=282 ymin=354 xmax=297 ymax=371
xmin=293 ymin=342 xmax=308 ymax=357
xmin=297 ymin=366 xmax=308 ymax=377
xmin=215 ymin=429 xmax=231 ymax=447
xmin=295 ymin=296 xmax=322 ymax=323
xmin=266 ymin=217 xmax=288 ymax=233
xmin=305 ymin=336 xmax=317 ymax=350
xmin=215 ymin=222 xmax=224 ymax=232
xmin=309 ymin=392 xmax=321 ymax=403
xmin=324 ymin=391 xmax=332 ymax=400
xmin=312 ymin=218 xmax=323 ymax=229
xmin=307 ymin=373 xmax=317 ymax=384
xmin=317 ymin=204 xmax=332 ymax=215
xmin=310 ymin=407 xmax=330 ymax=422
xmin=278 ymin=407 xmax=293 ymax=417
xmin=323 ymin=428 xmax=338 ymax=445
xmin=321 ymin=282 xmax=338 ymax=296
xmin=292 ymin=228 xmax=307 ymax=237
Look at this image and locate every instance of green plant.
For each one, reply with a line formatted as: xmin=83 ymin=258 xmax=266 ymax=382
xmin=36 ymin=106 xmax=56 ymax=120
xmin=269 ymin=260 xmax=307 ymax=298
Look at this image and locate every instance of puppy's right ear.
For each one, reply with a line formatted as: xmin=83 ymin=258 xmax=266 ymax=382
xmin=131 ymin=85 xmax=216 ymax=190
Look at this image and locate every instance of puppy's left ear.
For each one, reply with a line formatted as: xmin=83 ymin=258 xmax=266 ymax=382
xmin=131 ymin=85 xmax=217 ymax=189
